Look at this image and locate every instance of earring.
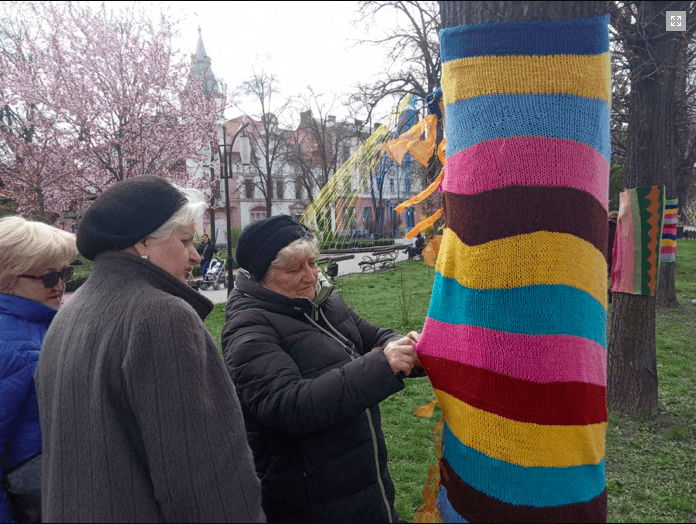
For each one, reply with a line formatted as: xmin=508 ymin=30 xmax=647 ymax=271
xmin=141 ymin=254 xmax=149 ymax=260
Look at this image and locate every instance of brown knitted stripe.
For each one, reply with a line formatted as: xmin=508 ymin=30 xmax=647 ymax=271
xmin=443 ymin=186 xmax=608 ymax=259
xmin=440 ymin=457 xmax=608 ymax=523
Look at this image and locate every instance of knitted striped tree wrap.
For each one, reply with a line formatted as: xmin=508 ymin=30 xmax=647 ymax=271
xmin=610 ymin=186 xmax=666 ymax=295
xmin=416 ymin=15 xmax=611 ymax=522
xmin=660 ymin=198 xmax=678 ymax=263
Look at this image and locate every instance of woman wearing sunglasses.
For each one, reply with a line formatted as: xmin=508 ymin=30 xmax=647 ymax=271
xmin=35 ymin=176 xmax=264 ymax=523
xmin=0 ymin=215 xmax=77 ymax=523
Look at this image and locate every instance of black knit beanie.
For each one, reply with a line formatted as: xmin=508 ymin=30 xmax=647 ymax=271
xmin=236 ymin=215 xmax=311 ymax=280
xmin=77 ymin=175 xmax=187 ymax=261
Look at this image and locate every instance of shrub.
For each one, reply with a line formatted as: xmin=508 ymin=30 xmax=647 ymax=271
xmin=65 ymin=256 xmax=93 ymax=292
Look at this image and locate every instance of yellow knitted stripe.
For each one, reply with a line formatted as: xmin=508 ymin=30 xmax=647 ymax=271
xmin=435 ymin=389 xmax=607 ymax=468
xmin=442 ymin=52 xmax=611 ymax=104
xmin=661 ymin=238 xmax=677 ymax=249
xmin=436 ymin=229 xmax=608 ymax=309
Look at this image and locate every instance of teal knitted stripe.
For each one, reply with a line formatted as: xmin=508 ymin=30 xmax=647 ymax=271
xmin=428 ymin=274 xmax=607 ymax=347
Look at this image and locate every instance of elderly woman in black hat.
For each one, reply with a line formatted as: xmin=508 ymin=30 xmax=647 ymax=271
xmin=35 ymin=175 xmax=265 ymax=523
xmin=222 ymin=215 xmax=423 ymax=523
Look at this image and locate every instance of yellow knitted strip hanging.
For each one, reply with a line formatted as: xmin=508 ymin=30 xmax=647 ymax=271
xmin=395 ymin=168 xmax=444 ymax=213
xmin=437 ymin=137 xmax=446 ymax=165
xmin=413 ymin=416 xmax=445 ymax=524
xmin=406 ymin=208 xmax=443 ymax=239
xmin=414 ymin=400 xmax=439 ymax=418
xmin=382 ymin=114 xmax=438 ymax=166
xmin=422 ymin=234 xmax=443 ymax=267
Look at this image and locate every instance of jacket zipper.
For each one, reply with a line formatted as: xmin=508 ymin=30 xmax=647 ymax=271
xmin=303 ymin=309 xmax=393 ymax=523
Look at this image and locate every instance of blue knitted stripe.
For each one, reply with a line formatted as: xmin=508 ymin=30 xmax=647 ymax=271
xmin=440 ymin=14 xmax=610 ymax=62
xmin=445 ymin=93 xmax=610 ymax=162
xmin=442 ymin=423 xmax=606 ymax=507
xmin=428 ymin=274 xmax=607 ymax=347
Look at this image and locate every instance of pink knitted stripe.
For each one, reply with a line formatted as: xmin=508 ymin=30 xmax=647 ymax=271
xmin=610 ymin=191 xmax=635 ymax=293
xmin=443 ymin=136 xmax=609 ymax=210
xmin=417 ymin=317 xmax=606 ymax=386
xmin=661 ymin=246 xmax=676 ymax=254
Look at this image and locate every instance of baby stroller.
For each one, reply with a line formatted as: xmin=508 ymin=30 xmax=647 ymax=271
xmin=199 ymin=259 xmax=226 ymax=291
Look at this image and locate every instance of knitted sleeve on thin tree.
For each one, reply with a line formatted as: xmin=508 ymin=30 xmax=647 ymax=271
xmin=416 ymin=14 xmax=611 ymax=523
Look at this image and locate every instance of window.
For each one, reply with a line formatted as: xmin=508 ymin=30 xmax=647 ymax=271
xmin=342 ymin=207 xmax=356 ymax=230
xmin=342 ymin=146 xmax=351 ymax=162
xmin=250 ymin=211 xmax=266 ymax=223
xmin=276 ymin=180 xmax=284 ymax=200
xmin=244 ymin=180 xmax=254 ymax=199
xmin=295 ymin=180 xmax=302 ymax=200
xmin=362 ymin=207 xmax=372 ymax=230
xmin=389 ymin=178 xmax=395 ymax=193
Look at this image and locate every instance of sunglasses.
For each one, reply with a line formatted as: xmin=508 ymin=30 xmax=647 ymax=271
xmin=18 ymin=266 xmax=73 ymax=288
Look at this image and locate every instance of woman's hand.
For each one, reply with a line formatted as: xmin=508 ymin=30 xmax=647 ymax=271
xmin=404 ymin=331 xmax=420 ymax=344
xmin=382 ymin=332 xmax=420 ymax=375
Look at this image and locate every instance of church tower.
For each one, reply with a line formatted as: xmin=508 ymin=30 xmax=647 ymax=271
xmin=191 ymin=27 xmax=220 ymax=97
xmin=187 ymin=27 xmax=224 ymax=242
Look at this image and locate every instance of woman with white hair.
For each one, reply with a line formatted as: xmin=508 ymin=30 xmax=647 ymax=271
xmin=0 ymin=215 xmax=77 ymax=523
xmin=222 ymin=215 xmax=423 ymax=523
xmin=35 ymin=175 xmax=264 ymax=523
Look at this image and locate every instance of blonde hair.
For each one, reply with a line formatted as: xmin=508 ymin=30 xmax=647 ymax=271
xmin=0 ymin=216 xmax=78 ymax=293
xmin=147 ymin=184 xmax=208 ymax=242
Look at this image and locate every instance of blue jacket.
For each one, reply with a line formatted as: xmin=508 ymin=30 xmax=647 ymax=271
xmin=0 ymin=293 xmax=57 ymax=523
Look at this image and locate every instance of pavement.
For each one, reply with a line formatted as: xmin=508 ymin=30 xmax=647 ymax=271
xmin=62 ymin=239 xmax=419 ymax=306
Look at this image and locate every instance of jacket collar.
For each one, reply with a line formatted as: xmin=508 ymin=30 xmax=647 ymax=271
xmin=92 ymin=251 xmax=214 ymax=320
xmin=230 ymin=269 xmax=332 ymax=317
xmin=0 ymin=292 xmax=58 ymax=325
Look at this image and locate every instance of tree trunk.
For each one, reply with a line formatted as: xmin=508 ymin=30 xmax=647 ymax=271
xmin=266 ymin=173 xmax=273 ymax=218
xmin=430 ymin=3 xmax=609 ymax=522
xmin=659 ymin=2 xmax=690 ymax=308
xmin=440 ymin=1 xmax=606 ymax=26
xmin=208 ymin=205 xmax=216 ymax=244
xmin=608 ymin=292 xmax=658 ymax=415
xmin=35 ymin=186 xmax=44 ymax=216
xmin=657 ymin=263 xmax=679 ymax=307
xmin=609 ymin=1 xmax=686 ymax=415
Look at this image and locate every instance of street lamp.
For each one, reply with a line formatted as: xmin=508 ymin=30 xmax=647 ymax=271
xmin=218 ymin=121 xmax=251 ymax=295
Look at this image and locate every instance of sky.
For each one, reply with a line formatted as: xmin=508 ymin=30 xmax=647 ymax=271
xmin=160 ymin=1 xmax=400 ymax=123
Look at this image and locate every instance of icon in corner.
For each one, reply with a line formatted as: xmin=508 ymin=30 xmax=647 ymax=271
xmin=666 ymin=11 xmax=686 ymax=31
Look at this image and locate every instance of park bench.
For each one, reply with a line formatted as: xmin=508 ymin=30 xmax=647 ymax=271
xmin=358 ymin=245 xmax=401 ymax=272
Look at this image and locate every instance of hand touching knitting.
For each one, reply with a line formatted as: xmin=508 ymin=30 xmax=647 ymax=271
xmin=382 ymin=331 xmax=420 ymax=376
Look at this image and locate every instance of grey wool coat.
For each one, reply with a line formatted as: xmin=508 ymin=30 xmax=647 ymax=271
xmin=35 ymin=251 xmax=265 ymax=523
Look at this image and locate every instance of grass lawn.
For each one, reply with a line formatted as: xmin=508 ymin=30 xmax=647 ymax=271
xmin=204 ymin=241 xmax=696 ymax=523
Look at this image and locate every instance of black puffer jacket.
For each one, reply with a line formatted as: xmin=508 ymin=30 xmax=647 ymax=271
xmin=222 ymin=270 xmax=406 ymax=523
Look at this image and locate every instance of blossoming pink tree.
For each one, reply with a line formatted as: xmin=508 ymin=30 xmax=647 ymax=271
xmin=0 ymin=2 xmax=221 ymax=216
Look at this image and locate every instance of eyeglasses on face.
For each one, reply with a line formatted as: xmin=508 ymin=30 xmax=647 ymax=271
xmin=18 ymin=266 xmax=73 ymax=288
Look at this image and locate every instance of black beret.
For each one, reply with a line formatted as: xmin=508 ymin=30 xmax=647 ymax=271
xmin=77 ymin=175 xmax=187 ymax=261
xmin=236 ymin=215 xmax=311 ymax=280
